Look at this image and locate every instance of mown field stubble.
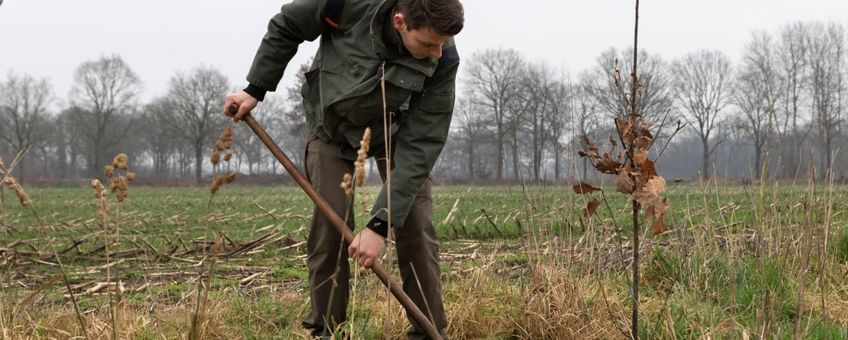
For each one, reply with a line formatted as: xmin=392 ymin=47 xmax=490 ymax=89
xmin=3 ymin=181 xmax=848 ymax=339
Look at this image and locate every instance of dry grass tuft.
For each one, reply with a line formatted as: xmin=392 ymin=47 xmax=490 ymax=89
xmin=515 ymin=263 xmax=627 ymax=339
xmin=443 ymin=268 xmax=523 ymax=338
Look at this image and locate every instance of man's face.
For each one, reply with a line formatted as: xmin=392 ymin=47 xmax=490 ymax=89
xmin=393 ymin=13 xmax=452 ymax=60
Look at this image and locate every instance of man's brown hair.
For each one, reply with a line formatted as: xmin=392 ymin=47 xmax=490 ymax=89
xmin=396 ymin=0 xmax=464 ymax=36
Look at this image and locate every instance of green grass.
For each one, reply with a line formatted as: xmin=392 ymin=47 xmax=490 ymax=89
xmin=3 ymin=183 xmax=848 ymax=338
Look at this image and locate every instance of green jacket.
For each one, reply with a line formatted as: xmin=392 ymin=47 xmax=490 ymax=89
xmin=246 ymin=0 xmax=459 ymax=227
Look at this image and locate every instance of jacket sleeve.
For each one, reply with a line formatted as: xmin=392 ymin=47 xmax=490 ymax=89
xmin=371 ymin=45 xmax=460 ymax=227
xmin=246 ymin=0 xmax=326 ymax=91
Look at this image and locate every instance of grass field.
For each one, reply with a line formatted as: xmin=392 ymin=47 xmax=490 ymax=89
xmin=3 ymin=181 xmax=848 ymax=339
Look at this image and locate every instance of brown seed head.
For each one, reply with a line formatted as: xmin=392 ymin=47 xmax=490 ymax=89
xmin=110 ymin=178 xmax=118 ymax=192
xmin=340 ymin=173 xmax=354 ymax=196
xmin=222 ymin=141 xmax=233 ymax=150
xmin=354 ymin=128 xmax=371 ymax=185
xmin=104 ymin=165 xmax=114 ymax=178
xmin=220 ymin=126 xmax=233 ymax=143
xmin=211 ymin=152 xmax=220 ymax=166
xmin=126 ymin=171 xmax=136 ymax=181
xmin=209 ymin=176 xmax=225 ymax=194
xmin=117 ymin=176 xmax=128 ymax=191
xmin=113 ymin=153 xmax=129 ymax=170
xmin=359 ymin=128 xmax=371 ymax=154
xmin=91 ymin=179 xmax=105 ymax=199
xmin=5 ymin=177 xmax=31 ymax=208
xmin=115 ymin=176 xmax=129 ymax=203
xmin=223 ymin=152 xmax=233 ymax=162
xmin=215 ymin=141 xmax=225 ymax=152
xmin=224 ymin=171 xmax=237 ymax=184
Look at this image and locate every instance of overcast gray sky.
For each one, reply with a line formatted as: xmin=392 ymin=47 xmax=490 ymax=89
xmin=1 ymin=0 xmax=846 ymax=106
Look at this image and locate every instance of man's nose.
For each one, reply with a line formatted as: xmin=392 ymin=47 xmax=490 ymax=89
xmin=430 ymin=46 xmax=442 ymax=58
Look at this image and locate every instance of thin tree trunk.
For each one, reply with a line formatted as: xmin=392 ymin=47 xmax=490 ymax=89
xmin=702 ymin=138 xmax=710 ymax=179
xmin=194 ymin=143 xmax=203 ymax=184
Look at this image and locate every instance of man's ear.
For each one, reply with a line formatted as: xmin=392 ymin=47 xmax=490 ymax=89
xmin=393 ymin=12 xmax=406 ymax=31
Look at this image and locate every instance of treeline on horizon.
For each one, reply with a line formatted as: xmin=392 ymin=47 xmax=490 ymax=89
xmin=1 ymin=20 xmax=846 ymax=185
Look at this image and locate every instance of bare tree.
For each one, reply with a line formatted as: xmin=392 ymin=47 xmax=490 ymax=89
xmin=0 ymin=72 xmax=53 ymax=181
xmin=546 ymin=75 xmax=572 ymax=181
xmin=236 ymin=94 xmax=285 ymax=175
xmin=54 ymin=109 xmax=87 ymax=178
xmin=805 ymin=22 xmax=846 ymax=174
xmin=464 ymin=48 xmax=524 ymax=179
xmin=575 ymin=73 xmax=603 ymax=180
xmin=672 ymin=50 xmax=734 ymax=178
xmin=141 ymin=98 xmax=180 ymax=177
xmin=453 ymin=97 xmax=491 ymax=179
xmin=583 ymin=48 xmax=674 ymax=125
xmin=734 ymin=31 xmax=784 ymax=179
xmin=67 ymin=55 xmax=142 ymax=177
xmin=160 ymin=66 xmax=229 ymax=183
xmin=514 ymin=62 xmax=552 ymax=181
xmin=777 ymin=22 xmax=811 ymax=178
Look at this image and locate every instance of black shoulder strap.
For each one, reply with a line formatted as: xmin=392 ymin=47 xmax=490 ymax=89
xmin=324 ymin=0 xmax=345 ymax=30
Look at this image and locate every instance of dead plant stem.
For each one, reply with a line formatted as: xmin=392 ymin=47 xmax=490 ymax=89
xmin=629 ymin=1 xmax=641 ymax=338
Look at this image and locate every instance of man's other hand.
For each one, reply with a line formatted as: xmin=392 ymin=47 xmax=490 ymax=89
xmin=223 ymin=90 xmax=258 ymax=122
xmin=348 ymin=228 xmax=386 ymax=268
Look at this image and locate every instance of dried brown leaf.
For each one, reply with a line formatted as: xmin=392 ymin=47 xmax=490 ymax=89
xmin=595 ymin=155 xmax=621 ymax=174
xmin=588 ymin=147 xmax=600 ymax=159
xmin=572 ymin=182 xmax=601 ymax=195
xmin=616 ymin=117 xmax=635 ymax=145
xmin=640 ymin=128 xmax=654 ymax=140
xmin=634 ymin=149 xmax=649 ymax=167
xmin=639 ymin=159 xmax=658 ymax=179
xmin=615 ymin=165 xmax=634 ymax=194
xmin=651 ymin=213 xmax=666 ymax=235
xmin=585 ymin=198 xmax=602 ymax=218
xmin=635 ymin=136 xmax=652 ymax=150
xmin=634 ymin=176 xmax=666 ymax=205
xmin=645 ymin=197 xmax=668 ymax=220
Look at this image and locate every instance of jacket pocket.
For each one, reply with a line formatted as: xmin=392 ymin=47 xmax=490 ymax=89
xmin=417 ymin=90 xmax=454 ymax=113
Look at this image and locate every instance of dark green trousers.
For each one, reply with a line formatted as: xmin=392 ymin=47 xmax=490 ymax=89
xmin=301 ymin=137 xmax=447 ymax=339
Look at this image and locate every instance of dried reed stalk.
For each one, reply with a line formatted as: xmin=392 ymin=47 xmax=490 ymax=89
xmin=192 ymin=125 xmax=238 ymax=338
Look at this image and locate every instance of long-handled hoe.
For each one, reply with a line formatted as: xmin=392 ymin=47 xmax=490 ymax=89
xmin=229 ymin=105 xmax=442 ymax=340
